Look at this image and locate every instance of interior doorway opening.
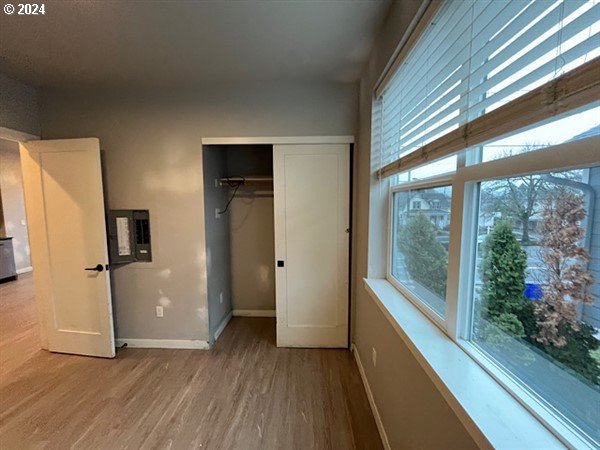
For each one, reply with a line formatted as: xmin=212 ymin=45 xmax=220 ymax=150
xmin=202 ymin=144 xmax=276 ymax=345
xmin=0 ymin=137 xmax=32 ymax=280
xmin=0 ymin=131 xmax=41 ymax=376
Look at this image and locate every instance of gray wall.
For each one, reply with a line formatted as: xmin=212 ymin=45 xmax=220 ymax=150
xmin=351 ymin=1 xmax=478 ymax=448
xmin=229 ymin=196 xmax=275 ymax=311
xmin=40 ymin=80 xmax=357 ymax=342
xmin=0 ymin=138 xmax=31 ymax=271
xmin=203 ymin=146 xmax=232 ymax=341
xmin=0 ymin=74 xmax=40 ymax=136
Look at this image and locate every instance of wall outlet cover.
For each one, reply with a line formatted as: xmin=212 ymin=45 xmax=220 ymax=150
xmin=156 ymin=306 xmax=164 ymax=318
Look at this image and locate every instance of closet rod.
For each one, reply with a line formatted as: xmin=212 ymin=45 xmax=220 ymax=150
xmin=218 ymin=176 xmax=273 ymax=187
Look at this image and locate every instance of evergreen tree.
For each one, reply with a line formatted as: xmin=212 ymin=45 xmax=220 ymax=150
xmin=397 ymin=213 xmax=447 ymax=298
xmin=480 ymin=220 xmax=535 ymax=337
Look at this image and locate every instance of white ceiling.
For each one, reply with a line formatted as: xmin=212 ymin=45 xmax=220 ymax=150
xmin=0 ymin=1 xmax=392 ymax=89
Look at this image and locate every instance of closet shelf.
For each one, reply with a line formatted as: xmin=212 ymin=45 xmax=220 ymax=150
xmin=219 ymin=176 xmax=273 ymax=188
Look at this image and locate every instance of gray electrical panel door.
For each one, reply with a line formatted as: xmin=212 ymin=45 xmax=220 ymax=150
xmin=132 ymin=210 xmax=152 ymax=262
xmin=107 ymin=210 xmax=152 ymax=264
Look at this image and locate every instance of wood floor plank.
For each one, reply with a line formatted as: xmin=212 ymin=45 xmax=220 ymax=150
xmin=0 ymin=275 xmax=382 ymax=449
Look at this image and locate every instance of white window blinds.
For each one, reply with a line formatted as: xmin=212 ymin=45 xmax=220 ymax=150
xmin=372 ymin=0 xmax=600 ymax=174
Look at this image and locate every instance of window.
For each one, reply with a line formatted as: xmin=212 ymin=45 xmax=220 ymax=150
xmin=373 ymin=0 xmax=600 ymax=446
xmin=469 ymin=166 xmax=600 ymax=444
xmin=386 ymin=139 xmax=599 ymax=448
xmin=391 ymin=184 xmax=452 ymax=318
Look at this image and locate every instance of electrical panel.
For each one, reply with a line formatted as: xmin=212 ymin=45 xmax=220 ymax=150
xmin=107 ymin=210 xmax=152 ymax=264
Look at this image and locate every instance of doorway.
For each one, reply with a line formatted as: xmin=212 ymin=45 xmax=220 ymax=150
xmin=0 ymin=130 xmax=41 ymax=376
xmin=0 ymin=130 xmax=116 ymax=359
xmin=0 ymin=137 xmax=32 ymax=279
xmin=202 ymin=144 xmax=276 ymax=344
xmin=201 ymin=137 xmax=352 ymax=348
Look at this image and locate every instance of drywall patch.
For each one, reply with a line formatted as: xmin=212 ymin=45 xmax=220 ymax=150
xmin=141 ymin=166 xmax=202 ymax=194
xmin=196 ymin=307 xmax=208 ymax=321
xmin=206 ymin=246 xmax=212 ymax=272
xmin=157 ymin=268 xmax=172 ymax=279
xmin=197 ymin=245 xmax=208 ymax=298
xmin=158 ymin=296 xmax=172 ymax=308
xmin=258 ymin=264 xmax=271 ymax=292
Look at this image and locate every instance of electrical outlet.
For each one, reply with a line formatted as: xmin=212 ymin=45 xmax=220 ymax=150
xmin=215 ymin=208 xmax=221 ymax=219
xmin=156 ymin=306 xmax=164 ymax=318
xmin=372 ymin=347 xmax=377 ymax=367
xmin=219 ymin=292 xmax=224 ymax=304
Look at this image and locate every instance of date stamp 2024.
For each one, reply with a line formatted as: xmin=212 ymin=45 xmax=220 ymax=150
xmin=3 ymin=3 xmax=46 ymax=15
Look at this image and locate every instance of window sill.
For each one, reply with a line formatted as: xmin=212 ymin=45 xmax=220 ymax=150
xmin=362 ymin=278 xmax=565 ymax=450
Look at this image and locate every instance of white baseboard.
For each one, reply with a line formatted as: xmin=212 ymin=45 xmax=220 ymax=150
xmin=116 ymin=338 xmax=210 ymax=349
xmin=16 ymin=266 xmax=33 ymax=274
xmin=352 ymin=344 xmax=390 ymax=450
xmin=232 ymin=309 xmax=276 ymax=317
xmin=213 ymin=311 xmax=232 ymax=342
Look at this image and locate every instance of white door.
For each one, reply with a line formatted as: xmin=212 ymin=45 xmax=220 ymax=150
xmin=273 ymin=144 xmax=349 ymax=348
xmin=20 ymin=138 xmax=115 ymax=358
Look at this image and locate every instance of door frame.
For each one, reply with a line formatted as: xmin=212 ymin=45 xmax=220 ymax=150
xmin=200 ymin=135 xmax=354 ymax=347
xmin=201 ymin=136 xmax=354 ymax=146
xmin=0 ymin=126 xmax=46 ymax=348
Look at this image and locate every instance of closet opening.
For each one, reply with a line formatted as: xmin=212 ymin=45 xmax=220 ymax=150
xmin=203 ymin=137 xmax=352 ymax=349
xmin=202 ymin=144 xmax=276 ymax=345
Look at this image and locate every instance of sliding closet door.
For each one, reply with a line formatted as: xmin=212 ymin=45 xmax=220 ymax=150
xmin=273 ymin=144 xmax=349 ymax=348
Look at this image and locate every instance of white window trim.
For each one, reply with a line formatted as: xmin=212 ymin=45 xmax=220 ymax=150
xmin=384 ymin=135 xmax=600 ymax=449
xmin=387 ymin=174 xmax=455 ymax=330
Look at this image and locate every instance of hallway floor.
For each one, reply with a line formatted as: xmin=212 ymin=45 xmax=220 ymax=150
xmin=0 ymin=274 xmax=381 ymax=449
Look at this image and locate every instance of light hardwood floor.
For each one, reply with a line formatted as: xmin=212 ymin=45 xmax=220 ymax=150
xmin=0 ymin=274 xmax=382 ymax=449
xmin=0 ymin=273 xmax=39 ymax=376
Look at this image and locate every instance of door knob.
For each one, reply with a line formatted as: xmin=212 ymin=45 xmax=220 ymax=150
xmin=85 ymin=264 xmax=104 ymax=272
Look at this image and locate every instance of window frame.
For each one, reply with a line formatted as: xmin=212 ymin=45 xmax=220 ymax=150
xmin=385 ymin=136 xmax=600 ymax=449
xmin=387 ymin=173 xmax=455 ymax=331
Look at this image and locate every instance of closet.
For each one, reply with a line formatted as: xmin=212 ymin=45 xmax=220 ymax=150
xmin=202 ymin=139 xmax=351 ymax=348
